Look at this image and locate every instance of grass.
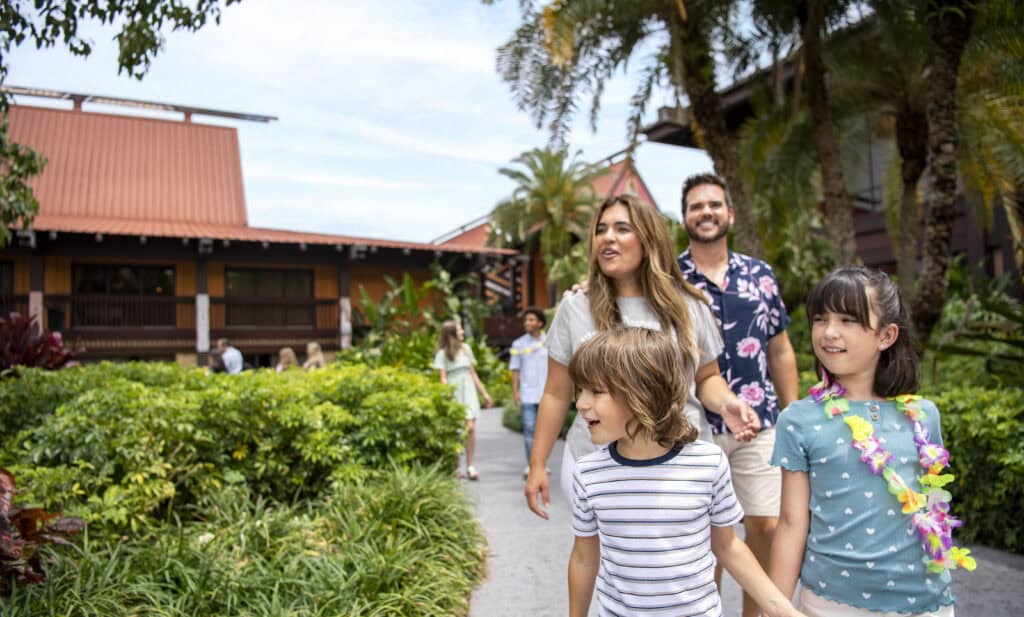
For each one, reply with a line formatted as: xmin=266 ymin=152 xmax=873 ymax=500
xmin=3 ymin=466 xmax=486 ymax=617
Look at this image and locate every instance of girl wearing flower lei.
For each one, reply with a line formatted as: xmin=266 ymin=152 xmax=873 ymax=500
xmin=769 ymin=267 xmax=974 ymax=617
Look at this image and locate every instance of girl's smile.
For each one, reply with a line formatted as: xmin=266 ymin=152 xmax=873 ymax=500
xmin=812 ymin=307 xmax=896 ymax=399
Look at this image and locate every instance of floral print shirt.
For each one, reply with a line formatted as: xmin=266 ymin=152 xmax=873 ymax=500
xmin=678 ymin=250 xmax=791 ymax=434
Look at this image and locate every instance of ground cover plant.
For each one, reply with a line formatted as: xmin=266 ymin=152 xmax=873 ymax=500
xmin=0 ymin=362 xmax=487 ymax=613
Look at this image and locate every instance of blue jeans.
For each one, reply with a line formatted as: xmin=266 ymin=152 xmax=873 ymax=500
xmin=521 ymin=403 xmax=539 ymax=462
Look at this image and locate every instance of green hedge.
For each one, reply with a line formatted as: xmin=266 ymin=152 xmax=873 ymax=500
xmin=3 ymin=468 xmax=485 ymax=616
xmin=1 ymin=363 xmax=465 ymax=534
xmin=927 ymin=386 xmax=1024 ymax=553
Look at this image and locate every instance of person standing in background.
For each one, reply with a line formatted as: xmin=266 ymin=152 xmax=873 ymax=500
xmin=509 ymin=307 xmax=548 ymax=479
xmin=678 ymin=173 xmax=799 ymax=617
xmin=217 ymin=338 xmax=244 ymax=375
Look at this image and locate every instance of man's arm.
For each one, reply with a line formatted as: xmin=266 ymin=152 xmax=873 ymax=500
xmin=568 ymin=535 xmax=600 ymax=617
xmin=767 ymin=331 xmax=799 ymax=409
xmin=511 ymin=369 xmax=521 ymax=406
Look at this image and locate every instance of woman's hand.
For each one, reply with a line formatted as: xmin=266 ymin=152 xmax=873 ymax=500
xmin=525 ymin=465 xmax=551 ymax=519
xmin=721 ymin=397 xmax=760 ymax=442
xmin=483 ymin=394 xmax=493 ymax=408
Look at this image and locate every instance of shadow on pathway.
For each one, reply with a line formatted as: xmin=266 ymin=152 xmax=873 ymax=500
xmin=463 ymin=407 xmax=1021 ymax=616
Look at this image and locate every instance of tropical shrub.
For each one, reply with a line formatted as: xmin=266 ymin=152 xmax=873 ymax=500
xmin=927 ymin=386 xmax=1024 ymax=553
xmin=0 ymin=312 xmax=74 ymax=373
xmin=1 ymin=364 xmax=465 ymax=535
xmin=2 ymin=468 xmax=485 ymax=616
xmin=0 ymin=467 xmax=85 ymax=596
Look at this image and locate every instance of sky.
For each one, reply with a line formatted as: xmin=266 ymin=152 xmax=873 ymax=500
xmin=7 ymin=0 xmax=713 ymax=244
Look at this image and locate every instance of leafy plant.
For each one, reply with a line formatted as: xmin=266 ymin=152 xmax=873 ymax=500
xmin=1 ymin=364 xmax=465 ymax=536
xmin=2 ymin=467 xmax=485 ymax=615
xmin=927 ymin=386 xmax=1024 ymax=552
xmin=0 ymin=467 xmax=84 ymax=596
xmin=928 ymin=292 xmax=1024 ymax=385
xmin=0 ymin=312 xmax=74 ymax=375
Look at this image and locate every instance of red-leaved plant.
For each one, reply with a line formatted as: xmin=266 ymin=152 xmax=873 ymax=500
xmin=0 ymin=467 xmax=85 ymax=596
xmin=0 ymin=312 xmax=75 ymax=375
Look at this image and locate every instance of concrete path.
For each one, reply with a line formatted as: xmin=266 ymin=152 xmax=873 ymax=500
xmin=463 ymin=407 xmax=1022 ymax=616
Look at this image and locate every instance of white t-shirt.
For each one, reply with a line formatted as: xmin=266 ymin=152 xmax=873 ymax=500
xmin=221 ymin=346 xmax=243 ymax=374
xmin=572 ymin=440 xmax=744 ymax=617
xmin=547 ymin=292 xmax=723 ymax=458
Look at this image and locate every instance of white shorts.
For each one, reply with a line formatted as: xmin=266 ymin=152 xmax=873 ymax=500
xmin=713 ymin=428 xmax=781 ymax=517
xmin=799 ymin=588 xmax=955 ymax=617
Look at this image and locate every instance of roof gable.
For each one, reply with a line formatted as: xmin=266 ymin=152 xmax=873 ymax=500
xmin=8 ymin=105 xmax=248 ymax=227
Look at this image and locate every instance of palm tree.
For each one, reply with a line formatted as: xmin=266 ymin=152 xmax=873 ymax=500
xmin=913 ymin=0 xmax=980 ymax=340
xmin=488 ymin=147 xmax=602 ymax=292
xmin=495 ymin=0 xmax=765 ymax=257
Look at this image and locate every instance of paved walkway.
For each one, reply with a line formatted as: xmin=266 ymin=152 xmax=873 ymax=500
xmin=464 ymin=407 xmax=1024 ymax=616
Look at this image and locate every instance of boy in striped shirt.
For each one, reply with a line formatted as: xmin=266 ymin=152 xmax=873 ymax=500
xmin=567 ymin=328 xmax=805 ymax=617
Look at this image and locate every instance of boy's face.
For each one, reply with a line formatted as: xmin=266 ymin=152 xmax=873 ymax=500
xmin=576 ymin=386 xmax=631 ymax=445
xmin=523 ymin=313 xmax=543 ymax=335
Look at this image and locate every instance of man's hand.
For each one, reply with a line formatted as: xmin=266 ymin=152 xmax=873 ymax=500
xmin=514 ymin=392 xmax=522 ymax=406
xmin=524 ymin=465 xmax=551 ymax=519
xmin=563 ymin=280 xmax=589 ymax=297
xmin=721 ymin=397 xmax=760 ymax=442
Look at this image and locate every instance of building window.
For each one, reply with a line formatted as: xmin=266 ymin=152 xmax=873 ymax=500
xmin=71 ymin=264 xmax=176 ymax=327
xmin=224 ymin=268 xmax=314 ymax=327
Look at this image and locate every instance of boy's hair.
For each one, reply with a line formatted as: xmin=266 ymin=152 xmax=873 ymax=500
xmin=806 ymin=266 xmax=921 ymax=396
xmin=521 ymin=306 xmax=546 ymax=327
xmin=681 ymin=173 xmax=734 ymax=211
xmin=568 ymin=327 xmax=697 ymax=447
xmin=438 ymin=319 xmax=464 ymax=362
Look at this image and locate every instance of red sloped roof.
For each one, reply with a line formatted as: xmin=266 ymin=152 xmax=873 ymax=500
xmin=9 ymin=105 xmax=248 ymax=226
xmin=436 ymin=155 xmax=660 ymax=249
xmin=591 ymin=158 xmax=659 ymax=208
xmin=8 ymin=104 xmax=513 ymax=256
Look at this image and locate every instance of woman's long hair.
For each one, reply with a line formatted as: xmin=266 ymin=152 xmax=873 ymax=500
xmin=438 ymin=320 xmax=464 ymax=362
xmin=587 ymin=194 xmax=706 ymax=374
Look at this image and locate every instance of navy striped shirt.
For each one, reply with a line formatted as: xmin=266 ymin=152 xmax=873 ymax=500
xmin=572 ymin=440 xmax=744 ymax=617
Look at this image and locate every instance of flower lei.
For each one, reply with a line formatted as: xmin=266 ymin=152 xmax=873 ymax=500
xmin=809 ymin=378 xmax=977 ymax=574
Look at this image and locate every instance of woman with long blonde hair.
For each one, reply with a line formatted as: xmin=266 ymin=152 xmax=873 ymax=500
xmin=525 ymin=194 xmax=760 ymax=519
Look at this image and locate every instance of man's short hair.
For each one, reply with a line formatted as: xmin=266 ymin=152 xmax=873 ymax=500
xmin=217 ymin=338 xmax=231 ymax=348
xmin=681 ymin=173 xmax=734 ymax=211
xmin=521 ymin=306 xmax=546 ymax=327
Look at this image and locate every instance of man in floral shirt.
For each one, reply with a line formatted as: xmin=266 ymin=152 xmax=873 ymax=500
xmin=678 ymin=173 xmax=799 ymax=617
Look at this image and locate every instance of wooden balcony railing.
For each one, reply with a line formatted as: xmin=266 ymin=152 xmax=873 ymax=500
xmin=212 ymin=297 xmax=338 ymax=330
xmin=44 ymin=295 xmax=195 ymax=331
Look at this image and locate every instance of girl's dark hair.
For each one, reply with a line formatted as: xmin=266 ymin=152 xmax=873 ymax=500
xmin=806 ymin=266 xmax=921 ymax=396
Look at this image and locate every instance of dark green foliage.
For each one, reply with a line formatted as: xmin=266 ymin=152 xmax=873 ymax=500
xmin=0 ymin=467 xmax=85 ymax=596
xmin=0 ymin=364 xmax=465 ymax=536
xmin=2 ymin=468 xmax=485 ymax=616
xmin=927 ymin=387 xmax=1024 ymax=552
